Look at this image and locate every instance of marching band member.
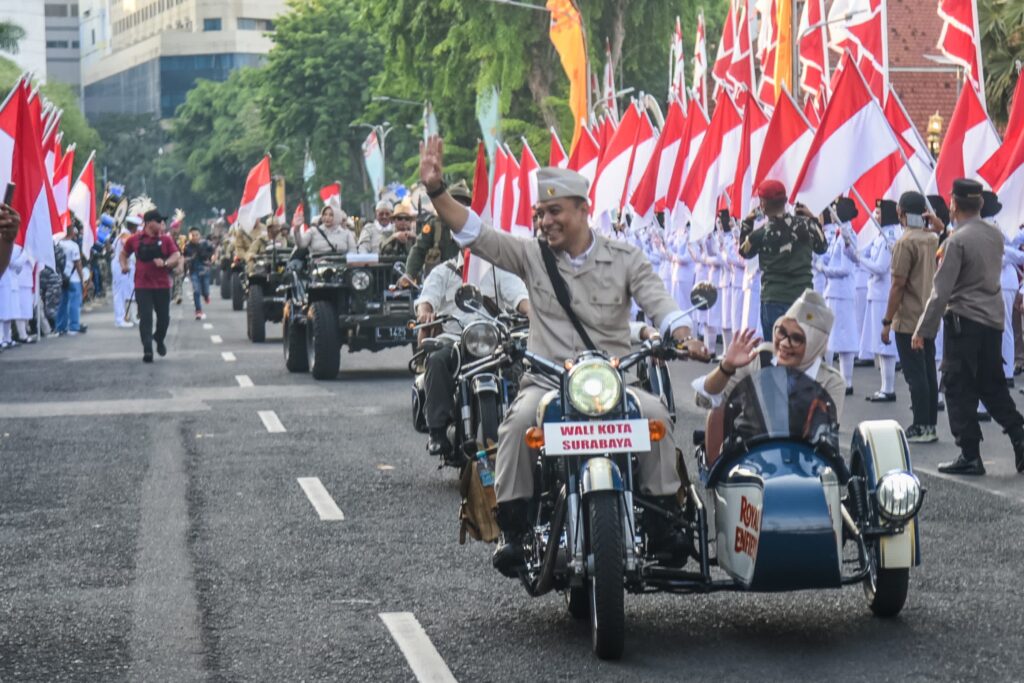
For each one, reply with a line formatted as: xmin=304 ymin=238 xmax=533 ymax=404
xmin=860 ymin=200 xmax=900 ymax=402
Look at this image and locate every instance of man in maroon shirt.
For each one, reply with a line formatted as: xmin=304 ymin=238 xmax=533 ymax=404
xmin=119 ymin=209 xmax=181 ymax=362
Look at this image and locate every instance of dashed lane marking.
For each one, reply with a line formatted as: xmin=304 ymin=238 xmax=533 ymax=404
xmin=221 ymin=352 xmax=236 ymax=362
xmin=235 ymin=375 xmax=254 ymax=388
xmin=202 ymin=323 xmax=213 ymax=330
xmin=296 ymin=477 xmax=345 ymax=520
xmin=210 ymin=335 xmax=223 ymax=344
xmin=379 ymin=612 xmax=457 ymax=683
xmin=258 ymin=410 xmax=286 ymax=433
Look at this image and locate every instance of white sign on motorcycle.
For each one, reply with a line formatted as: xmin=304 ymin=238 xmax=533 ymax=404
xmin=543 ymin=419 xmax=650 ymax=455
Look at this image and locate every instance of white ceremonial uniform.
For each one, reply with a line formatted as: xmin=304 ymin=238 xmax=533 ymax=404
xmin=820 ymin=224 xmax=859 ymax=353
xmin=724 ymin=229 xmax=745 ymax=332
xmin=701 ymin=231 xmax=723 ymax=330
xmin=15 ymin=250 xmax=34 ymax=320
xmin=692 ymin=238 xmax=708 ymax=331
xmin=669 ymin=229 xmax=696 ymax=311
xmin=111 ymin=230 xmax=136 ymax=325
xmin=855 ymin=246 xmax=872 ymax=360
xmin=1000 ymin=228 xmax=1024 ymax=379
xmin=858 ymin=225 xmax=898 ymax=358
xmin=812 ymin=229 xmax=833 ymax=294
xmin=0 ymin=256 xmax=19 ymax=321
xmin=718 ymin=229 xmax=736 ymax=331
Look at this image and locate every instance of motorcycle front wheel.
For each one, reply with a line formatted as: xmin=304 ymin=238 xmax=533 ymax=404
xmin=851 ymin=456 xmax=910 ymax=617
xmin=586 ymin=491 xmax=625 ymax=660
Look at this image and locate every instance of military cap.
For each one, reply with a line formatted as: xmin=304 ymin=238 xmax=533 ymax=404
xmin=981 ymin=190 xmax=1002 ymax=218
xmin=756 ymin=179 xmax=787 ymax=201
xmin=536 ymin=167 xmax=589 ymax=201
xmin=951 ymin=178 xmax=983 ymax=200
xmin=898 ymin=191 xmax=927 ymax=216
xmin=834 ymin=197 xmax=858 ymax=223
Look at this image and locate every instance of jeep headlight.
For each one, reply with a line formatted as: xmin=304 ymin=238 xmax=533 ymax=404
xmin=462 ymin=320 xmax=500 ymax=357
xmin=313 ymin=265 xmax=335 ymax=281
xmin=350 ymin=269 xmax=371 ymax=291
xmin=566 ymin=358 xmax=622 ymax=417
xmin=876 ymin=471 xmax=923 ymax=523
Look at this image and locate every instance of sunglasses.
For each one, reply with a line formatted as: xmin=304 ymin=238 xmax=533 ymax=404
xmin=774 ymin=326 xmax=806 ymax=347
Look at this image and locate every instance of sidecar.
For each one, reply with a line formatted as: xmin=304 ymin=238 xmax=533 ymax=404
xmin=689 ymin=366 xmax=923 ymax=616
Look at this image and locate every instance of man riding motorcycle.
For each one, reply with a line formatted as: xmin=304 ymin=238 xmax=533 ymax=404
xmin=418 ymin=136 xmax=709 ymax=576
xmin=415 ymin=253 xmax=531 ymax=465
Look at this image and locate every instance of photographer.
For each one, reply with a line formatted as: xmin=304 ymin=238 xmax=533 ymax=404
xmin=120 ymin=209 xmax=181 ymax=362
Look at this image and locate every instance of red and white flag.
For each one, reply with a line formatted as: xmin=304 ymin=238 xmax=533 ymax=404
xmin=68 ymin=151 xmax=97 ymax=252
xmin=51 ymin=143 xmax=75 ymax=230
xmin=670 ymin=16 xmax=687 ymax=104
xmin=693 ymin=11 xmax=709 ymax=112
xmin=755 ymin=89 xmax=816 ymax=193
xmin=727 ymin=3 xmax=756 ymax=95
xmin=622 ymin=109 xmax=657 ymax=211
xmin=728 ymin=90 xmax=771 ymax=220
xmin=799 ymin=0 xmax=830 ymax=101
xmin=513 ymin=139 xmax=540 ymax=237
xmin=602 ymin=39 xmax=619 ymax=122
xmin=238 ymin=156 xmax=272 ymax=233
xmin=828 ymin=0 xmax=889 ymax=102
xmin=490 ymin=145 xmax=508 ymax=227
xmin=666 ymin=98 xmax=711 ymax=227
xmin=590 ymin=102 xmax=644 ymax=217
xmin=678 ymin=92 xmax=744 ymax=239
xmin=925 ymin=83 xmax=1000 ymax=197
xmin=791 ymin=58 xmax=901 ymax=215
xmin=464 ymin=141 xmax=492 ymax=286
xmin=712 ymin=2 xmax=736 ymax=95
xmin=631 ymin=98 xmax=688 ymax=225
xmin=549 ymin=127 xmax=569 ymax=169
xmin=318 ymin=182 xmax=341 ymax=216
xmin=566 ymin=124 xmax=600 ymax=187
xmin=500 ymin=145 xmax=520 ymax=232
xmin=978 ymin=75 xmax=1024 ymax=231
xmin=937 ymin=0 xmax=985 ymax=107
xmin=755 ymin=0 xmax=779 ymax=108
xmin=9 ymin=86 xmax=61 ymax=269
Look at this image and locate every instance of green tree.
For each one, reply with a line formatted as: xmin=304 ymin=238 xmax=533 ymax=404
xmin=980 ymin=0 xmax=1024 ymax=126
xmin=0 ymin=21 xmax=25 ymax=53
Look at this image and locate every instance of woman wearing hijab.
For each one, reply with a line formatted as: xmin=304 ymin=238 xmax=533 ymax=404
xmin=692 ymin=289 xmax=847 ymax=417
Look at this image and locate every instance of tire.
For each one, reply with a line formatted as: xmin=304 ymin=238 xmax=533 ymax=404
xmin=852 ymin=455 xmax=910 ymax=618
xmin=231 ymin=272 xmax=244 ymax=311
xmin=474 ymin=392 xmax=500 ymax=451
xmin=283 ymin=318 xmax=308 ymax=372
xmin=586 ymin=491 xmax=625 ymax=660
xmin=220 ymin=267 xmax=231 ymax=299
xmin=306 ymin=300 xmax=340 ymax=380
xmin=412 ymin=387 xmax=428 ymax=434
xmin=247 ymin=287 xmax=266 ymax=342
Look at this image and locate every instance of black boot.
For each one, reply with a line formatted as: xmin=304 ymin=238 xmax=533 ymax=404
xmin=492 ymin=499 xmax=531 ymax=578
xmin=938 ymin=441 xmax=985 ymax=475
xmin=427 ymin=428 xmax=451 ymax=458
xmin=644 ymin=495 xmax=691 ymax=567
xmin=1008 ymin=427 xmax=1024 ymax=474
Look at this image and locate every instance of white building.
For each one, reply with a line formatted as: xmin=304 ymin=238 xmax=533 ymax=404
xmin=0 ymin=1 xmax=48 ymax=81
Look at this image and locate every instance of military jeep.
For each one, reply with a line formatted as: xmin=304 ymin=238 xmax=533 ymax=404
xmin=245 ymin=245 xmax=290 ymax=342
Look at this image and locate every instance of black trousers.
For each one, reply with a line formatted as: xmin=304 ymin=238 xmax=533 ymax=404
xmin=424 ymin=341 xmax=459 ymax=432
xmin=941 ymin=316 xmax=1024 ymax=456
xmin=895 ymin=332 xmax=938 ymax=427
xmin=136 ymin=288 xmax=171 ymax=354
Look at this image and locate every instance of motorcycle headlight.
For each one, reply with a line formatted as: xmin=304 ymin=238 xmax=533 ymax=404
xmin=350 ymin=269 xmax=371 ymax=291
xmin=566 ymin=358 xmax=622 ymax=417
xmin=876 ymin=471 xmax=923 ymax=523
xmin=462 ymin=320 xmax=501 ymax=357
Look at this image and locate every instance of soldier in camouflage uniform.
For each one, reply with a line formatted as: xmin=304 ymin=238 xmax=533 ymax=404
xmin=403 ymin=180 xmax=471 ymax=284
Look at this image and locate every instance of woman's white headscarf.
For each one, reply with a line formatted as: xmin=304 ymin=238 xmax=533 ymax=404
xmin=775 ymin=289 xmax=834 ymax=372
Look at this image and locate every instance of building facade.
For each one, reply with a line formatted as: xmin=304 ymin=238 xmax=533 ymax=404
xmin=45 ymin=2 xmax=82 ymax=90
xmin=0 ymin=1 xmax=48 ymax=80
xmin=81 ymin=0 xmax=286 ymax=121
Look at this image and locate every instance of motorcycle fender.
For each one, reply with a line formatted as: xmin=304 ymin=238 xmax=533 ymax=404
xmin=471 ymin=374 xmax=499 ymax=397
xmin=852 ymin=420 xmax=920 ymax=569
xmin=580 ymin=457 xmax=624 ymax=497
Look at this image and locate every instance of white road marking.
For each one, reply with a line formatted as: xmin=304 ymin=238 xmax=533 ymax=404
xmin=379 ymin=612 xmax=457 ymax=683
xmin=202 ymin=323 xmax=213 ymax=330
xmin=296 ymin=477 xmax=345 ymax=521
xmin=376 ymin=464 xmax=395 ymax=471
xmin=221 ymin=352 xmax=236 ymax=362
xmin=235 ymin=375 xmax=254 ymax=388
xmin=210 ymin=335 xmax=223 ymax=344
xmin=258 ymin=410 xmax=286 ymax=433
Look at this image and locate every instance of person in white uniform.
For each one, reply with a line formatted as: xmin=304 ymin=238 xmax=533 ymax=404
xmin=669 ymin=225 xmax=696 ymax=311
xmin=700 ymin=228 xmax=723 ymax=354
xmin=111 ymin=216 xmax=140 ymax=328
xmin=818 ymin=198 xmax=861 ymax=394
xmin=854 ymin=243 xmax=872 ymax=365
xmin=985 ymin=192 xmax=1024 ymax=386
xmin=691 ymin=232 xmax=708 ymax=338
xmin=859 ymin=201 xmax=900 ymax=402
xmin=717 ymin=212 xmax=738 ymax=348
xmin=13 ymin=248 xmax=35 ymax=342
xmin=0 ymin=249 xmax=20 ymax=348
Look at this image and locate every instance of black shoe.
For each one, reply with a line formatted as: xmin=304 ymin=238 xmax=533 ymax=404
xmin=1008 ymin=378 xmax=1016 ymax=389
xmin=77 ymin=325 xmax=87 ymax=334
xmin=937 ymin=454 xmax=985 ymax=475
xmin=156 ymin=341 xmax=167 ymax=357
xmin=845 ymin=386 xmax=854 ymax=396
xmin=977 ymin=411 xmax=991 ymax=422
xmin=427 ymin=430 xmax=451 ymax=458
xmin=142 ymin=352 xmax=153 ymax=363
xmin=937 ymin=399 xmax=945 ymax=411
xmin=492 ymin=500 xmax=530 ymax=578
xmin=1013 ymin=438 xmax=1024 ymax=474
xmin=866 ymin=391 xmax=896 ymax=403
xmin=645 ymin=497 xmax=691 ymax=568
xmin=854 ymin=358 xmax=874 ymax=367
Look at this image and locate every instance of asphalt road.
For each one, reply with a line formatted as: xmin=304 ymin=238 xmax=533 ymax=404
xmin=1 ymin=287 xmax=1023 ymax=682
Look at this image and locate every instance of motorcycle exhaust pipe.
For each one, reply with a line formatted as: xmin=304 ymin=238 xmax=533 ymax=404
xmin=519 ymin=485 xmax=567 ymax=598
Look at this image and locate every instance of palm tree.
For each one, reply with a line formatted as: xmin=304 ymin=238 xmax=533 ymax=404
xmin=979 ymin=0 xmax=1024 ymax=126
xmin=0 ymin=20 xmax=25 ymax=54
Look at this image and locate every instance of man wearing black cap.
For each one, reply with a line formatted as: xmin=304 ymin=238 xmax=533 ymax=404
xmin=120 ymin=209 xmax=181 ymax=362
xmin=914 ymin=179 xmax=1024 ymax=474
xmin=882 ymin=192 xmax=939 ymax=442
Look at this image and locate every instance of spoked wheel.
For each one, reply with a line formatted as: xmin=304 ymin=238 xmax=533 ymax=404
xmin=852 ymin=456 xmax=910 ymax=617
xmin=283 ymin=318 xmax=308 ymax=372
xmin=306 ymin=300 xmax=340 ymax=380
xmin=586 ymin=491 xmax=625 ymax=660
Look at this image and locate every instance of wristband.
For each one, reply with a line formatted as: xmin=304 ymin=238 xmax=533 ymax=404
xmin=426 ymin=181 xmax=447 ymax=200
xmin=718 ymin=360 xmax=736 ymax=376
xmin=882 ymin=318 xmax=892 ymax=326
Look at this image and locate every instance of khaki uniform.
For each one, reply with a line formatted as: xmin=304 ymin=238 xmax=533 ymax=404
xmin=295 ymin=224 xmax=357 ymax=255
xmin=245 ymin=235 xmax=290 ymax=273
xmin=357 ymin=221 xmax=393 ymax=253
xmin=462 ymin=214 xmax=688 ymax=503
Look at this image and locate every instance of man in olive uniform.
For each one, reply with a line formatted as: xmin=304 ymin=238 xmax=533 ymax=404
xmin=913 ymin=178 xmax=1024 ymax=475
xmin=403 ymin=180 xmax=469 ymax=283
xmin=379 ymin=199 xmax=418 ymax=260
xmin=419 ymin=136 xmax=708 ymax=576
xmin=245 ymin=220 xmax=291 ymax=273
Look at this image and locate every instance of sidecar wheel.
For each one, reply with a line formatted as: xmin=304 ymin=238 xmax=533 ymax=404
xmin=587 ymin=491 xmax=625 ymax=660
xmin=865 ymin=565 xmax=909 ymax=617
xmin=566 ymin=585 xmax=588 ymax=620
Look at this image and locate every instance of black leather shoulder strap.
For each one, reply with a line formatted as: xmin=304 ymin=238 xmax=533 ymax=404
xmin=315 ymin=226 xmax=338 ymax=252
xmin=538 ymin=240 xmax=597 ymax=351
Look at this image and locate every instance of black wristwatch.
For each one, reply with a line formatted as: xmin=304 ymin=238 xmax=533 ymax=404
xmin=718 ymin=360 xmax=736 ymax=376
xmin=426 ymin=181 xmax=447 ymax=199
xmin=882 ymin=318 xmax=892 ymax=326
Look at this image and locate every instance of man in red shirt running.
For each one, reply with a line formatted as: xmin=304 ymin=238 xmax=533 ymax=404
xmin=119 ymin=209 xmax=181 ymax=362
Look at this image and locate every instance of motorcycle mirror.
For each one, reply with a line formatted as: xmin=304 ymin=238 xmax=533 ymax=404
xmin=689 ymin=281 xmax=718 ymax=311
xmin=455 ymin=284 xmax=484 ymax=313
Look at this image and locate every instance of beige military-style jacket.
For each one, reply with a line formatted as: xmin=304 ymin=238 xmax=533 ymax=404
xmin=460 ymin=213 xmax=687 ymax=362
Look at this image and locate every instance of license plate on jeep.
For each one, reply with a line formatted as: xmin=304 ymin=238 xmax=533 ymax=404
xmin=543 ymin=419 xmax=651 ymax=455
xmin=375 ymin=326 xmax=407 ymax=341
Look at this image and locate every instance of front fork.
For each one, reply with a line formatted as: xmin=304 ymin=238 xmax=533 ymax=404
xmin=566 ymin=456 xmax=638 ymax=584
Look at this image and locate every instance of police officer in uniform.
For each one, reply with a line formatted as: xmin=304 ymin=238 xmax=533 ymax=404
xmin=418 ymin=136 xmax=709 ymax=575
xmin=404 ymin=181 xmax=468 ymax=283
xmin=914 ymin=179 xmax=1024 ymax=475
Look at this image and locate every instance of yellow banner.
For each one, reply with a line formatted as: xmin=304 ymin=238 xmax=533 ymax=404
xmin=546 ymin=0 xmax=588 ymax=154
xmin=775 ymin=0 xmax=793 ymax=99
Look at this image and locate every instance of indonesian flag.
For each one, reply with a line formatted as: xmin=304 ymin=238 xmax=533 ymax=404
xmin=978 ymin=75 xmax=1024 ymax=232
xmin=40 ymin=110 xmax=61 ymax=179
xmin=590 ymin=102 xmax=649 ymax=217
xmin=849 ymin=107 xmax=921 ymax=240
xmin=602 ymin=39 xmax=619 ymax=122
xmin=500 ymin=145 xmax=520 ymax=232
xmin=666 ymin=98 xmax=711 ymax=227
xmin=803 ymin=96 xmax=822 ymax=128
xmin=728 ymin=90 xmax=771 ymax=219
xmin=227 ymin=210 xmax=238 ymax=226
xmin=799 ymin=0 xmax=830 ymax=100
xmin=712 ymin=2 xmax=736 ymax=95
xmin=465 ymin=140 xmax=492 ymax=285
xmin=549 ymin=127 xmax=569 ymax=169
xmin=318 ymin=182 xmax=341 ymax=217
xmin=274 ymin=201 xmax=286 ymax=223
xmin=828 ymin=0 xmax=889 ymax=103
xmin=755 ymin=89 xmax=816 ymax=195
xmin=937 ymin=0 xmax=985 ymax=107
xmin=567 ymin=124 xmax=600 ymax=187
xmin=678 ymin=92 xmax=744 ymax=239
xmin=727 ymin=3 xmax=756 ymax=95
xmin=0 ymin=81 xmax=20 ymax=190
xmin=630 ymin=97 xmax=687 ymax=224
xmin=595 ymin=114 xmax=617 ymax=167
xmin=491 ymin=145 xmax=508 ymax=227
xmin=885 ymin=91 xmax=934 ymax=184
xmin=238 ymin=156 xmax=272 ymax=233
xmin=670 ymin=17 xmax=687 ymax=105
xmin=9 ymin=86 xmax=61 ymax=269
xmin=513 ymin=139 xmax=540 ymax=237
xmin=926 ymin=83 xmax=1000 ymax=197
xmin=791 ymin=57 xmax=901 ymax=215
xmin=756 ymin=0 xmax=779 ymax=108
xmin=693 ymin=12 xmax=709 ymax=112
xmin=68 ymin=151 xmax=97 ymax=252
xmin=51 ymin=144 xmax=75 ymax=229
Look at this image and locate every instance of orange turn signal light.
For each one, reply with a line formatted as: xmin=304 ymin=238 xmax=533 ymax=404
xmin=563 ymin=359 xmax=574 ymax=371
xmin=648 ymin=419 xmax=667 ymax=442
xmin=525 ymin=426 xmax=545 ymax=449
xmin=610 ymin=357 xmax=620 ymax=369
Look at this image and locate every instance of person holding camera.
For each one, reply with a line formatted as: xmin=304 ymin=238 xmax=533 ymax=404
xmin=120 ymin=209 xmax=181 ymax=362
